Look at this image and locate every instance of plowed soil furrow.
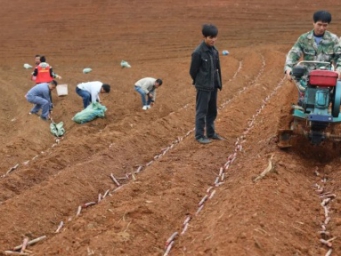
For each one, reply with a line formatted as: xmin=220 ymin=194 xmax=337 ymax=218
xmin=0 ymin=49 xmax=258 ymax=200
xmin=0 ymin=47 xmax=277 ymax=251
xmin=0 ymin=49 xmax=283 ymax=254
xmin=1 ymin=0 xmax=341 ymax=255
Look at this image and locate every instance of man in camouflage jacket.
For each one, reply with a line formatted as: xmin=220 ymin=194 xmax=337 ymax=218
xmin=284 ymin=10 xmax=341 ymax=80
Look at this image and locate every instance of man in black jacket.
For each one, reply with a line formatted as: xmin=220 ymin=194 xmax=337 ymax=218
xmin=189 ymin=24 xmax=223 ymax=144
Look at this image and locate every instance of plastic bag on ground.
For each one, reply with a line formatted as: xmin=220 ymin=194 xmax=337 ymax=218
xmin=50 ymin=122 xmax=65 ymax=137
xmin=72 ymin=102 xmax=107 ymax=124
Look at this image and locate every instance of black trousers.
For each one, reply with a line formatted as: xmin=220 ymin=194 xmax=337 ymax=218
xmin=195 ymin=88 xmax=218 ymax=139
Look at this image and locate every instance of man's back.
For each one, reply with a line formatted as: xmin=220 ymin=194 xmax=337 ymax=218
xmin=26 ymin=83 xmax=49 ymax=98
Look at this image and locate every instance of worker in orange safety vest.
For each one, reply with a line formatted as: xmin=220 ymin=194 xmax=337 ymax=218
xmin=31 ymin=56 xmax=61 ymax=83
xmin=31 ymin=55 xmax=62 ymax=109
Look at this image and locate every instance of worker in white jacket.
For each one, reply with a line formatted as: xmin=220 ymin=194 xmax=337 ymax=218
xmin=76 ymin=81 xmax=110 ymax=108
xmin=134 ymin=77 xmax=163 ymax=110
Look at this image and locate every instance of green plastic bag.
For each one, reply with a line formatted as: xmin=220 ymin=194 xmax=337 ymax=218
xmin=72 ymin=102 xmax=107 ymax=124
xmin=50 ymin=122 xmax=65 ymax=137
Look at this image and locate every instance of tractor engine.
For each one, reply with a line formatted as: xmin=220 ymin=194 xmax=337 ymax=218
xmin=302 ymin=87 xmax=331 ymax=144
xmin=289 ymin=66 xmax=340 ymax=145
xmin=303 ymin=87 xmax=330 ymax=113
xmin=277 ymin=61 xmax=341 ymax=148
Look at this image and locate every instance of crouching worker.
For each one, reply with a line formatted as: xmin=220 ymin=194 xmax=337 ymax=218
xmin=134 ymin=77 xmax=163 ymax=110
xmin=25 ymin=80 xmax=57 ymax=121
xmin=76 ymin=81 xmax=111 ymax=109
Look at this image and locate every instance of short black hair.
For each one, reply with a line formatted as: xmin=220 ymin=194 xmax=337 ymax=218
xmin=313 ymin=10 xmax=332 ymax=23
xmin=40 ymin=56 xmax=46 ymax=62
xmin=35 ymin=54 xmax=40 ymax=58
xmin=156 ymin=78 xmax=163 ymax=86
xmin=202 ymin=24 xmax=218 ymax=37
xmin=50 ymin=80 xmax=58 ymax=86
xmin=102 ymin=84 xmax=110 ymax=93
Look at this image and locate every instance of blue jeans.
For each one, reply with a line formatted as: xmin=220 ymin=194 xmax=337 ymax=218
xmin=26 ymin=95 xmax=50 ymax=119
xmin=76 ymin=87 xmax=91 ymax=109
xmin=134 ymin=86 xmax=153 ymax=106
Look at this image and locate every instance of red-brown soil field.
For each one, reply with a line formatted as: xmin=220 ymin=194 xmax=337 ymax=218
xmin=1 ymin=0 xmax=341 ymax=255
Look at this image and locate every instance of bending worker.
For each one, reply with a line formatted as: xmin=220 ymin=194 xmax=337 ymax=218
xmin=76 ymin=81 xmax=111 ymax=109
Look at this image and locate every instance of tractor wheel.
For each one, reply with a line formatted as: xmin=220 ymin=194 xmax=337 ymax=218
xmin=331 ymin=82 xmax=341 ymax=117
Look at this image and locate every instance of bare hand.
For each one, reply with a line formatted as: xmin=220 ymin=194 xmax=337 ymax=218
xmin=285 ymin=70 xmax=292 ymax=81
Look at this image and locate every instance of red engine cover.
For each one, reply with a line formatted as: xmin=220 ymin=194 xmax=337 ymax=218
xmin=309 ymin=70 xmax=338 ymax=87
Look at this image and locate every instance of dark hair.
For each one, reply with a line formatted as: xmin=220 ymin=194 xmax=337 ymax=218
xmin=313 ymin=10 xmax=332 ymax=23
xmin=40 ymin=56 xmax=46 ymax=62
xmin=102 ymin=84 xmax=110 ymax=93
xmin=202 ymin=24 xmax=218 ymax=37
xmin=50 ymin=80 xmax=58 ymax=86
xmin=35 ymin=54 xmax=40 ymax=58
xmin=156 ymin=78 xmax=163 ymax=86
